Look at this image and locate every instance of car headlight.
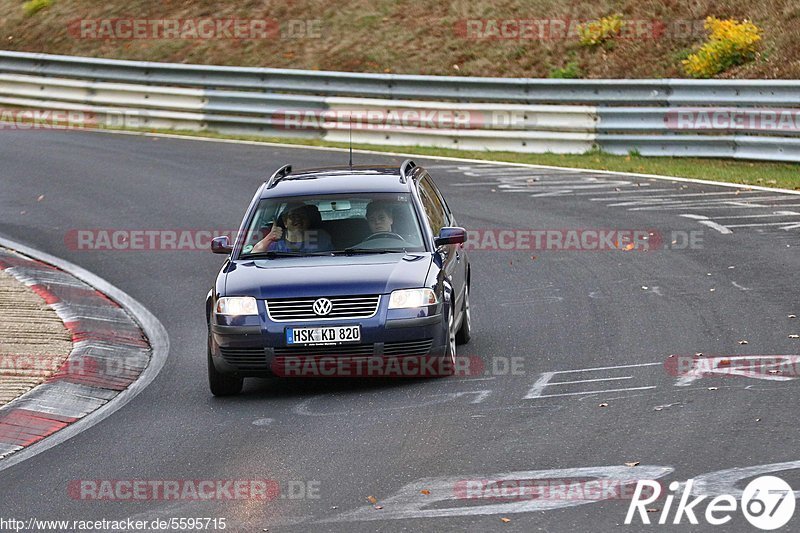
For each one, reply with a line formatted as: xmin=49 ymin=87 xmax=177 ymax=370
xmin=215 ymin=296 xmax=258 ymax=316
xmin=388 ymin=288 xmax=438 ymax=309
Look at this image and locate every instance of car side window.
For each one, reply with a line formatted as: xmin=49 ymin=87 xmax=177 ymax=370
xmin=418 ymin=176 xmax=448 ymax=235
xmin=426 ymin=174 xmax=454 ymax=224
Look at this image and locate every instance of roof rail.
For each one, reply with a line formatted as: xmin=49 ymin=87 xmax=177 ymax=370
xmin=265 ymin=164 xmax=292 ymax=188
xmin=399 ymin=159 xmax=416 ymax=183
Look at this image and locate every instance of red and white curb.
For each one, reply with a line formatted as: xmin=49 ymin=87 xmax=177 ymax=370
xmin=0 ymin=238 xmax=168 ymax=470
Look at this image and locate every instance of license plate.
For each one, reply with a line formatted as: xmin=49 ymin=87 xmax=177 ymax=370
xmin=285 ymin=325 xmax=361 ymax=345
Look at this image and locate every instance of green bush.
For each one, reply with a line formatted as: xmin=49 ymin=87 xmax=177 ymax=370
xmin=22 ymin=0 xmax=52 ymax=17
xmin=549 ymin=61 xmax=582 ymax=79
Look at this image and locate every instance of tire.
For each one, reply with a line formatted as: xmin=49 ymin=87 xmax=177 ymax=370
xmin=436 ymin=300 xmax=457 ymax=377
xmin=208 ymin=336 xmax=243 ymax=396
xmin=455 ymin=283 xmax=472 ymax=345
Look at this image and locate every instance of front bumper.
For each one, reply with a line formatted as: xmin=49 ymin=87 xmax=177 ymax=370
xmin=210 ymin=299 xmax=447 ymax=377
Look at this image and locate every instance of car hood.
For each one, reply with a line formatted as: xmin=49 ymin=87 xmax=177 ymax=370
xmin=223 ymin=253 xmax=433 ymax=298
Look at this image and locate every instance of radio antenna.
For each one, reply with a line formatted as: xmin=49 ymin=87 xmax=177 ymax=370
xmin=348 ymin=116 xmax=353 ymax=170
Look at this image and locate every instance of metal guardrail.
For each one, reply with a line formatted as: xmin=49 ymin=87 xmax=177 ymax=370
xmin=1 ymin=51 xmax=799 ymax=162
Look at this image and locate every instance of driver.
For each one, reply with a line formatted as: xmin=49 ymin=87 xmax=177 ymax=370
xmin=252 ymin=203 xmax=332 ymax=253
xmin=365 ymin=201 xmax=394 ymax=234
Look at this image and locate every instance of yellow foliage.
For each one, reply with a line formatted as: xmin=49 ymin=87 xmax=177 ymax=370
xmin=682 ymin=17 xmax=761 ymax=78
xmin=577 ymin=14 xmax=625 ymax=47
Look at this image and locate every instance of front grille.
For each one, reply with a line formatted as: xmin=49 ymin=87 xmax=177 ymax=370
xmin=273 ymin=343 xmax=376 ymax=358
xmin=383 ymin=339 xmax=434 ymax=357
xmin=266 ymin=295 xmax=380 ymax=321
xmin=219 ymin=346 xmax=268 ymax=370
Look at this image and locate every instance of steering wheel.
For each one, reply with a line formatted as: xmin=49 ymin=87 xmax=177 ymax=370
xmin=363 ymin=232 xmax=406 ymax=242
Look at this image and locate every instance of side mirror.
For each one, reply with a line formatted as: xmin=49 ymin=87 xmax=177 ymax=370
xmin=211 ymin=236 xmax=233 ymax=254
xmin=434 ymin=227 xmax=466 ymax=247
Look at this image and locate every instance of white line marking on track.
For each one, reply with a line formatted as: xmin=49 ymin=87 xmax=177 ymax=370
xmin=572 ymin=188 xmax=680 ymax=197
xmin=595 ymin=191 xmax=758 ymax=203
xmin=612 ymin=195 xmax=783 ymax=209
xmin=630 ymin=197 xmax=800 ymax=211
xmin=679 ymin=214 xmax=733 ymax=234
xmin=523 ymin=362 xmax=662 ymax=399
xmin=323 ymin=465 xmax=675 ymax=521
xmin=698 ymin=220 xmax=734 ymax=234
xmin=711 ymin=211 xmax=800 ymax=219
xmin=524 ymin=372 xmax=555 ymax=399
xmin=724 ymin=221 xmax=800 ymax=228
xmin=674 ymin=355 xmax=800 ymax=386
xmin=548 ymin=376 xmax=633 ymax=386
xmin=528 ymin=386 xmax=657 ymax=399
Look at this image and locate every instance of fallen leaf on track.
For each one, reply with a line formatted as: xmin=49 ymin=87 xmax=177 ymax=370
xmin=708 ymin=387 xmax=718 ymax=391
xmin=500 ymin=518 xmax=511 ymax=523
xmin=598 ymin=402 xmax=609 ymax=407
xmin=738 ymin=340 xmax=748 ymax=345
xmin=789 ymin=334 xmax=799 ymax=339
xmin=625 ymin=461 xmax=640 ymax=467
xmin=367 ymin=496 xmax=377 ymax=504
xmin=420 ymin=490 xmax=430 ymax=495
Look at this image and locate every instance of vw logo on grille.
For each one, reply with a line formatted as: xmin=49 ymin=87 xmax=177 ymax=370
xmin=312 ymin=298 xmax=333 ymax=316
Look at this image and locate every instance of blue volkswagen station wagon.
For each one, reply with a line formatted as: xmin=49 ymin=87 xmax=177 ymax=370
xmin=206 ymin=160 xmax=472 ymax=395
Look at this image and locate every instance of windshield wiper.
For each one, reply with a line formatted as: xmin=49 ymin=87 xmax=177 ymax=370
xmin=243 ymin=250 xmax=307 ymax=259
xmin=334 ymin=247 xmax=405 ymax=255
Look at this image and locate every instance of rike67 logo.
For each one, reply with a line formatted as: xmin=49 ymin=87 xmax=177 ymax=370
xmin=626 ymin=476 xmax=795 ymax=530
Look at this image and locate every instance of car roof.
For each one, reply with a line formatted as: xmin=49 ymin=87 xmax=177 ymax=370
xmin=259 ymin=165 xmax=416 ymax=198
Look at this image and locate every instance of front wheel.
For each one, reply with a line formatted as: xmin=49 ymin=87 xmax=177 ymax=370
xmin=455 ymin=284 xmax=471 ymax=345
xmin=208 ymin=338 xmax=243 ymax=396
xmin=436 ymin=301 xmax=457 ymax=377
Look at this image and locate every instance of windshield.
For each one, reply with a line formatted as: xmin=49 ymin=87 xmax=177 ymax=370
xmin=238 ymin=193 xmax=425 ymax=258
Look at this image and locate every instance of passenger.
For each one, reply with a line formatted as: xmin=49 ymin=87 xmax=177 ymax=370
xmin=252 ymin=204 xmax=332 ymax=253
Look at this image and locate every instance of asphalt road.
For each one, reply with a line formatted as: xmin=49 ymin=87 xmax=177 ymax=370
xmin=1 ymin=129 xmax=799 ymax=532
